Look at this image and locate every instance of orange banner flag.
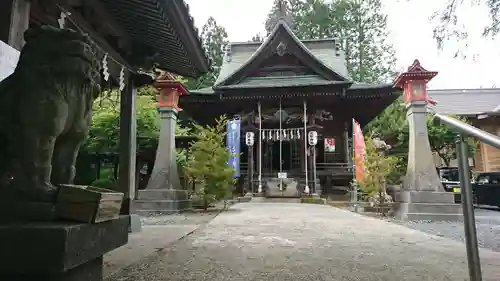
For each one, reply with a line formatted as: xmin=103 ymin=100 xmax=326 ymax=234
xmin=353 ymin=119 xmax=365 ymax=182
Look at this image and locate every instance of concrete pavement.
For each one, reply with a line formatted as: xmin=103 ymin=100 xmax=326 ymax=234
xmin=110 ymin=203 xmax=500 ymax=281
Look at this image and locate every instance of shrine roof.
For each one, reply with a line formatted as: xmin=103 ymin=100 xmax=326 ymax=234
xmin=213 ymin=20 xmax=350 ymax=87
xmin=428 ymin=88 xmax=500 ymax=117
xmin=99 ymin=0 xmax=210 ymax=78
xmin=189 ymin=80 xmax=396 ymax=96
xmin=216 ymin=75 xmax=352 ymax=89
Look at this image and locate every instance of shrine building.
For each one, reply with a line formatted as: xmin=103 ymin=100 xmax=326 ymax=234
xmin=181 ymin=15 xmax=402 ymax=197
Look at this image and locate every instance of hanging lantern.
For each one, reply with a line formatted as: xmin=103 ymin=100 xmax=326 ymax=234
xmin=308 ymin=131 xmax=318 ymax=146
xmin=245 ymin=132 xmax=255 ymax=146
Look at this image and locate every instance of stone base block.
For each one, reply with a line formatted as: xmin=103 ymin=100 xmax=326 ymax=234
xmin=129 ymin=214 xmax=142 ymax=233
xmin=137 ymin=189 xmax=189 ymax=201
xmin=135 ymin=189 xmax=192 ymax=215
xmin=0 ymin=216 xmax=129 ymax=280
xmin=394 ymin=190 xmax=463 ymax=221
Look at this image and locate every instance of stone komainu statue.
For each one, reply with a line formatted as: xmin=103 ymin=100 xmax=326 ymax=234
xmin=0 ymin=26 xmax=102 ymax=202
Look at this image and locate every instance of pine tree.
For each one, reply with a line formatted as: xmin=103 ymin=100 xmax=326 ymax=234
xmin=184 ymin=16 xmax=228 ymax=89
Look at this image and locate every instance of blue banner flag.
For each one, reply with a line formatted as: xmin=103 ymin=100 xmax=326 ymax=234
xmin=226 ymin=119 xmax=241 ymax=178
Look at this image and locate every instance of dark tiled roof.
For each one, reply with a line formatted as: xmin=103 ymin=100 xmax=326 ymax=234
xmin=216 ymin=75 xmax=351 ymax=89
xmin=214 ymin=20 xmax=350 ymax=87
xmin=100 ymin=0 xmax=210 ymax=78
xmin=428 ymin=88 xmax=500 ymax=116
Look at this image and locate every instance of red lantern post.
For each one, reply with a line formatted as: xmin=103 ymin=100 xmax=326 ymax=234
xmin=154 ymin=73 xmax=189 ymax=112
xmin=394 ymin=59 xmax=438 ymax=105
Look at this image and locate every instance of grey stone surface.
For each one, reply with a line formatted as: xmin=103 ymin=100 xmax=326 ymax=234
xmin=104 ymin=212 xmax=220 ymax=278
xmin=391 ymin=207 xmax=500 ymax=252
xmin=129 ymin=214 xmax=142 ymax=233
xmin=394 ymin=190 xmax=462 ymax=221
xmin=111 ymin=203 xmax=500 ymax=281
xmin=0 ymin=216 xmax=128 ymax=277
xmin=404 ymin=101 xmax=443 ymax=191
xmin=136 ymin=107 xmax=191 ymax=214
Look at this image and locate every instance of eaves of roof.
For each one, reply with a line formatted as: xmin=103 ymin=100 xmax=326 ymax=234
xmin=100 ymin=0 xmax=211 ymax=78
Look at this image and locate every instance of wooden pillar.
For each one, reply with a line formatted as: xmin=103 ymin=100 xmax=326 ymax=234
xmin=118 ymin=72 xmax=137 ymax=215
xmin=8 ymin=0 xmax=30 ymax=50
xmin=344 ymin=124 xmax=350 ymax=164
xmin=248 ymin=145 xmax=254 ymax=193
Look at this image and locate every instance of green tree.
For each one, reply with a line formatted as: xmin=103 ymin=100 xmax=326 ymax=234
xmin=87 ymin=87 xmax=189 ymax=154
xmin=185 ymin=116 xmax=235 ymax=211
xmin=359 ymin=135 xmax=397 ymax=196
xmin=430 ymin=0 xmax=500 ymax=52
xmin=264 ymin=0 xmax=396 ymax=83
xmin=397 ymin=114 xmax=477 ymax=167
xmin=184 ymin=16 xmax=229 ymax=90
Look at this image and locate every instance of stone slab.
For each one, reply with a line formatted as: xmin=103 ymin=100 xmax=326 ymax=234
xmin=129 ymin=214 xmax=142 ymax=233
xmin=138 ymin=189 xmax=189 ymax=201
xmin=0 ymin=216 xmax=129 ymax=274
xmin=394 ymin=190 xmax=455 ymax=203
xmin=394 ymin=190 xmax=463 ymax=221
xmin=3 ymin=256 xmax=103 ymax=281
xmin=103 ymin=224 xmax=198 ymax=278
xmin=134 ymin=199 xmax=192 ymax=215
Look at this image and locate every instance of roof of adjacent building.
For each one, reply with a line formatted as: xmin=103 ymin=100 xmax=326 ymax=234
xmin=100 ymin=0 xmax=210 ymax=78
xmin=428 ymin=88 xmax=500 ymax=116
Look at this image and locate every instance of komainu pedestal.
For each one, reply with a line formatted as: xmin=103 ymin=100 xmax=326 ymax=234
xmin=393 ymin=60 xmax=462 ymax=221
xmin=0 ymin=216 xmax=129 ymax=281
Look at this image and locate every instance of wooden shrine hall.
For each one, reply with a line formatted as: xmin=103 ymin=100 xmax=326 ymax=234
xmin=183 ymin=14 xmax=401 ymax=197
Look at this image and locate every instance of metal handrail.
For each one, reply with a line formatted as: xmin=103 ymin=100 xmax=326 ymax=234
xmin=435 ymin=113 xmax=500 ymax=149
xmin=433 ymin=113 xmax=487 ymax=281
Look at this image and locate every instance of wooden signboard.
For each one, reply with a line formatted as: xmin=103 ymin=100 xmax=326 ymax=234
xmin=56 ymin=185 xmax=124 ymax=223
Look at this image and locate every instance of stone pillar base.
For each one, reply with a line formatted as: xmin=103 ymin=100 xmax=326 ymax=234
xmin=0 ymin=216 xmax=129 ymax=281
xmin=134 ymin=189 xmax=192 ymax=215
xmin=394 ymin=190 xmax=463 ymax=221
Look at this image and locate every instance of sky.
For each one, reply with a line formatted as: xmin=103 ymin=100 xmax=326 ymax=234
xmin=185 ymin=0 xmax=500 ymax=89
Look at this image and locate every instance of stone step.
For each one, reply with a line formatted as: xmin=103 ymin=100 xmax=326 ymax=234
xmin=394 ymin=191 xmax=455 ymax=204
xmin=405 ymin=212 xmax=464 ymax=221
xmin=137 ymin=189 xmax=189 ymax=200
xmin=403 ymin=203 xmax=462 ymax=214
xmin=134 ymin=199 xmax=192 ymax=212
xmin=260 ymin=198 xmax=301 ymax=203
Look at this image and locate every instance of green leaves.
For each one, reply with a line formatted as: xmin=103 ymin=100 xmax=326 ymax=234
xmin=359 ymin=135 xmax=398 ymax=195
xmin=264 ymin=0 xmax=397 ymax=83
xmin=398 ymin=114 xmax=476 ymax=166
xmin=85 ymin=86 xmax=188 ymax=154
xmin=184 ymin=17 xmax=229 ymax=90
xmin=185 ymin=116 xmax=235 ymax=204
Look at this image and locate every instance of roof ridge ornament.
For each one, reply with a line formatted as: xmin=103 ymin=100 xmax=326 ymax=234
xmin=276 ymin=0 xmax=295 ymax=30
xmin=224 ymin=44 xmax=232 ymax=62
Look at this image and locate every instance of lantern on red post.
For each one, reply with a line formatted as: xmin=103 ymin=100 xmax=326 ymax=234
xmin=153 ymin=73 xmax=189 ymax=111
xmin=394 ymin=60 xmax=438 ymax=105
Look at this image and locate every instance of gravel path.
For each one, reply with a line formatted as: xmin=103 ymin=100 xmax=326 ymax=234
xmin=111 ymin=203 xmax=500 ymax=281
xmin=390 ymin=208 xmax=500 ymax=252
